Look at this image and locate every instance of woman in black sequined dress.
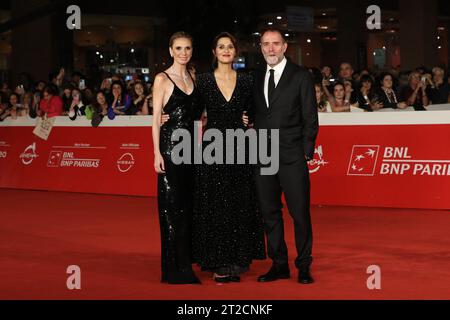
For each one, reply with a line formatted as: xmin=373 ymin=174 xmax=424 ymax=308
xmin=192 ymin=33 xmax=266 ymax=282
xmin=152 ymin=32 xmax=200 ymax=284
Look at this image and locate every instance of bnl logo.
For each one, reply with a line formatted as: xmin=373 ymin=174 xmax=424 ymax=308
xmin=347 ymin=145 xmax=380 ymax=176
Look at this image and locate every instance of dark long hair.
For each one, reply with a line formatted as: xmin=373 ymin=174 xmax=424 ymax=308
xmin=93 ymin=90 xmax=109 ymax=112
xmin=110 ymin=80 xmax=127 ymax=104
xmin=378 ymin=72 xmax=397 ymax=90
xmin=43 ymin=84 xmax=59 ymax=97
xmin=8 ymin=93 xmax=20 ymax=108
xmin=131 ymin=80 xmax=149 ymax=101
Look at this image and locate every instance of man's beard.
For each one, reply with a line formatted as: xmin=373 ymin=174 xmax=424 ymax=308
xmin=265 ymin=55 xmax=280 ymax=66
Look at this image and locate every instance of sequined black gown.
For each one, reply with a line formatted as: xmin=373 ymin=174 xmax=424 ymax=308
xmin=192 ymin=72 xmax=266 ymax=276
xmin=158 ymin=72 xmax=199 ymax=284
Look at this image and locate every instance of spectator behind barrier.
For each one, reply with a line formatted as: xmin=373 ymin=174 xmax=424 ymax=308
xmin=108 ymin=80 xmax=132 ymax=120
xmin=39 ymin=84 xmax=63 ymax=118
xmin=22 ymin=92 xmax=38 ymax=119
xmin=355 ymin=74 xmax=381 ymax=112
xmin=128 ymin=80 xmax=150 ymax=115
xmin=428 ymin=67 xmax=450 ymax=104
xmin=68 ymin=88 xmax=86 ymax=121
xmin=338 ymin=62 xmax=358 ymax=104
xmin=7 ymin=93 xmax=26 ymax=119
xmin=400 ymin=71 xmax=430 ymax=111
xmin=323 ymin=80 xmax=351 ymax=112
xmin=88 ymin=90 xmax=109 ymax=127
xmin=315 ymin=83 xmax=331 ymax=113
xmin=61 ymin=83 xmax=75 ymax=115
xmin=376 ymin=72 xmax=408 ymax=110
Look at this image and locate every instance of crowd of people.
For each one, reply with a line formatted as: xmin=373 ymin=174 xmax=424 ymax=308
xmin=0 ymin=69 xmax=152 ymax=126
xmin=311 ymin=63 xmax=450 ymax=112
xmin=1 ymin=58 xmax=450 ymax=126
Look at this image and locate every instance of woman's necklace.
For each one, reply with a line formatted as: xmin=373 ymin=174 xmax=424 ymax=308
xmin=382 ymin=87 xmax=397 ymax=104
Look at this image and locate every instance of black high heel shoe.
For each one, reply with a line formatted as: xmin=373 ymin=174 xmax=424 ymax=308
xmin=213 ymin=274 xmax=231 ymax=283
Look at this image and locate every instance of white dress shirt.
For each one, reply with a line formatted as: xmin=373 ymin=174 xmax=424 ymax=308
xmin=264 ymin=57 xmax=287 ymax=107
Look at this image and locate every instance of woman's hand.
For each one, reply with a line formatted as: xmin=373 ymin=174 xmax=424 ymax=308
xmin=318 ymin=105 xmax=327 ymax=113
xmin=242 ymin=112 xmax=250 ymax=127
xmin=113 ymin=91 xmax=120 ymax=101
xmin=416 ymin=81 xmax=423 ymax=92
xmin=154 ymin=152 xmax=165 ymax=174
xmin=424 ymin=74 xmax=433 ymax=86
xmin=397 ymin=102 xmax=408 ymax=109
xmin=421 ymin=81 xmax=428 ymax=93
xmin=160 ymin=114 xmax=170 ymax=126
xmin=371 ymin=101 xmax=383 ymax=111
xmin=70 ymin=99 xmax=77 ymax=110
xmin=58 ymin=68 xmax=65 ymax=79
xmin=135 ymin=95 xmax=144 ymax=104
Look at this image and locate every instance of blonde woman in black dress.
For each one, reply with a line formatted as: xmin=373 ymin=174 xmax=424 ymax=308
xmin=152 ymin=31 xmax=200 ymax=284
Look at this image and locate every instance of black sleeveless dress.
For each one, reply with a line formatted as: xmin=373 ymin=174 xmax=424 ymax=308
xmin=192 ymin=72 xmax=266 ymax=276
xmin=158 ymin=71 xmax=199 ymax=284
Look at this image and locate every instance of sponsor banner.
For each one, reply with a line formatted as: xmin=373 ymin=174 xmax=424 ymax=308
xmin=308 ymin=124 xmax=450 ymax=209
xmin=1 ymin=114 xmax=450 ymax=209
xmin=0 ymin=124 xmax=156 ymax=197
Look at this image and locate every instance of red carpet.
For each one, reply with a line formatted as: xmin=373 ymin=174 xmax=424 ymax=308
xmin=0 ymin=188 xmax=449 ymax=300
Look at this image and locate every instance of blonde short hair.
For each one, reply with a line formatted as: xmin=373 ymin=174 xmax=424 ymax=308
xmin=432 ymin=67 xmax=444 ymax=76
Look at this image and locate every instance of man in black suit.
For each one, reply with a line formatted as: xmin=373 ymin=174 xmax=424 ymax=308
xmin=252 ymin=29 xmax=318 ymax=284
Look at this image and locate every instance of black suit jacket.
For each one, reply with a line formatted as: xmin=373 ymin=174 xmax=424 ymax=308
xmin=252 ymin=59 xmax=319 ymax=164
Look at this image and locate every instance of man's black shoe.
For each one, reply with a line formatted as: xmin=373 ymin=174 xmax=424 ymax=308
xmin=257 ymin=265 xmax=290 ymax=282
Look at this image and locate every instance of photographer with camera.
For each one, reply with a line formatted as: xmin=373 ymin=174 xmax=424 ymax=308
xmin=428 ymin=67 xmax=450 ymax=104
xmin=400 ymin=71 xmax=430 ymax=110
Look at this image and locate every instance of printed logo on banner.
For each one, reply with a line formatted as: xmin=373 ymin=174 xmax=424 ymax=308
xmin=0 ymin=141 xmax=9 ymax=159
xmin=308 ymin=145 xmax=329 ymax=174
xmin=20 ymin=143 xmax=39 ymax=165
xmin=48 ymin=146 xmax=101 ymax=168
xmin=380 ymin=147 xmax=450 ymax=176
xmin=117 ymin=153 xmax=135 ymax=173
xmin=60 ymin=152 xmax=100 ymax=168
xmin=47 ymin=151 xmax=63 ymax=167
xmin=347 ymin=145 xmax=380 ymax=176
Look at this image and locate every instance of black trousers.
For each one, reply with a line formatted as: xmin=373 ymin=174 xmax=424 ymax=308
xmin=254 ymin=157 xmax=313 ymax=271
